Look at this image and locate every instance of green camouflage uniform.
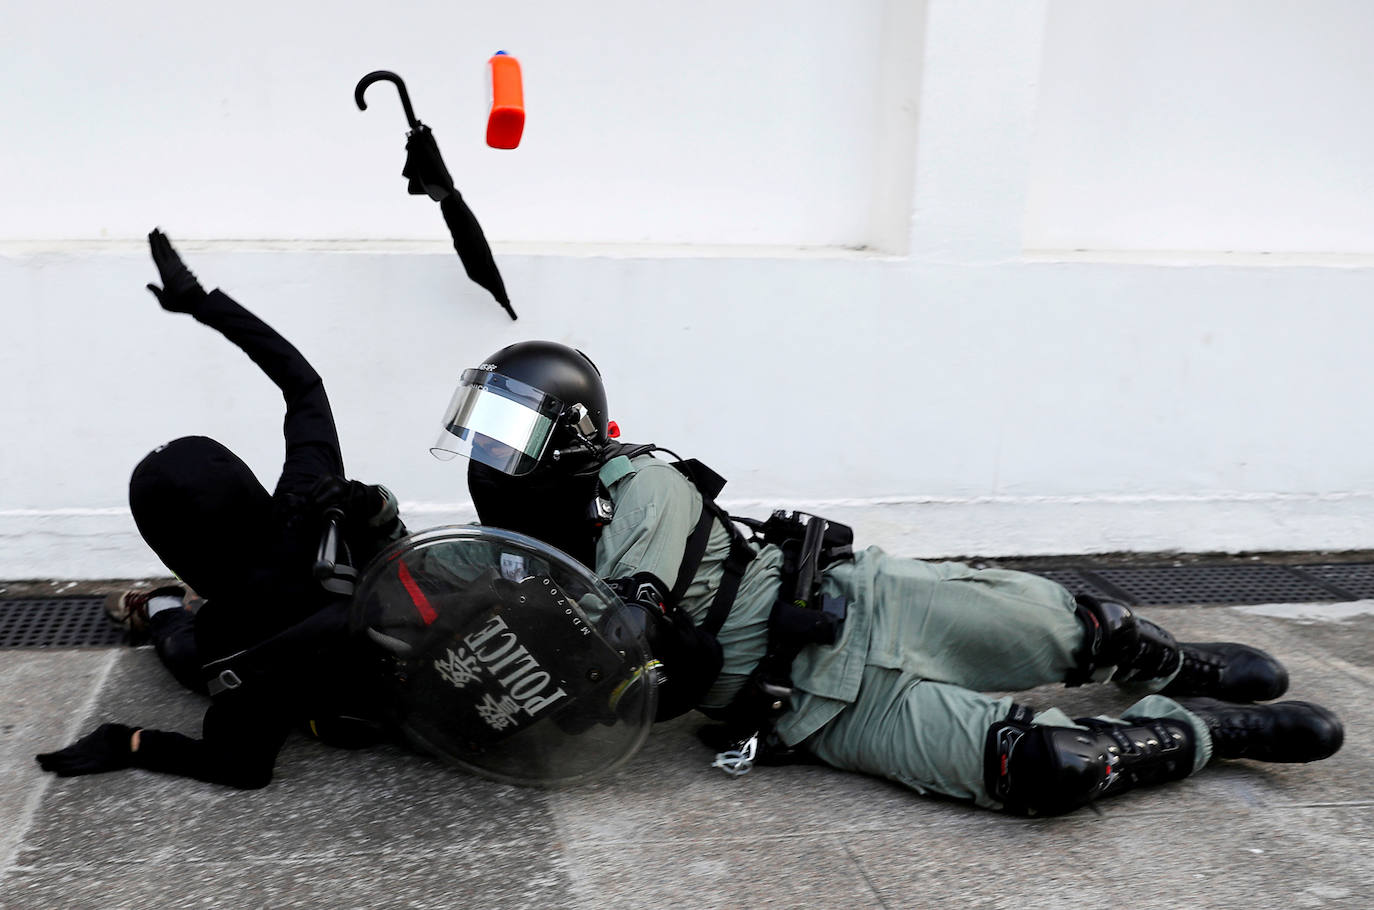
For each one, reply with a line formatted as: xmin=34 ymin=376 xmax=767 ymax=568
xmin=594 ymin=453 xmax=1211 ymax=809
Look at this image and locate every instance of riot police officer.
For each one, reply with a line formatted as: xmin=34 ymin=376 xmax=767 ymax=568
xmin=430 ymin=339 xmax=1344 ymax=815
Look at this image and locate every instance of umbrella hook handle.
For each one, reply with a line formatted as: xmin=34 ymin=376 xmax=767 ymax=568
xmin=354 ymin=70 xmax=421 ymax=131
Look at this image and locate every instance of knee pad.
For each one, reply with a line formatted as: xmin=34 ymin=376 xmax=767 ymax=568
xmin=985 ymin=716 xmax=1194 ymax=816
xmin=1068 ymin=595 xmax=1180 ymax=687
xmin=985 ymin=720 xmax=1110 ymax=816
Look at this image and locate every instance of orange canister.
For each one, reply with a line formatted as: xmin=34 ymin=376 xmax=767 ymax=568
xmin=486 ymin=51 xmax=525 ymax=149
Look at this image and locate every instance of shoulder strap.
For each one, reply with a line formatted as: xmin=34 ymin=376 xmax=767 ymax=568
xmin=670 ymin=500 xmax=715 ymax=605
xmin=668 ymin=460 xmax=755 ymax=636
xmin=600 ymin=440 xmax=662 ymax=463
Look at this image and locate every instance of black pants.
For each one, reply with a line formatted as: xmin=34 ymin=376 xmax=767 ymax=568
xmin=148 ymin=608 xmax=207 ymax=695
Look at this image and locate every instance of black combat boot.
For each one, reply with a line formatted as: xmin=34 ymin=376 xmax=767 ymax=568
xmin=1070 ymin=596 xmax=1287 ymax=701
xmin=1177 ymin=698 xmax=1344 ymax=763
xmin=1161 ymin=642 xmax=1288 ymax=702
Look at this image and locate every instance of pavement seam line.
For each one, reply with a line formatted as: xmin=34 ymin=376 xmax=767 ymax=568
xmin=1301 ymin=651 xmax=1374 ymax=687
xmin=1237 ymin=613 xmax=1374 ymax=689
xmin=0 ymin=648 xmax=121 ymax=882
xmin=839 ymin=839 xmax=894 ymax=909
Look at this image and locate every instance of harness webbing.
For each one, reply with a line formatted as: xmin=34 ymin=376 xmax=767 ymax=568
xmin=667 ymin=458 xmax=755 ymax=636
xmin=669 ymin=491 xmax=754 ymax=637
xmin=601 ymin=445 xmax=756 ymax=636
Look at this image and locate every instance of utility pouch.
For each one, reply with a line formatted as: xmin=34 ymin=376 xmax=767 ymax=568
xmin=768 ymin=598 xmax=842 ymax=650
xmin=756 ymin=509 xmax=853 ymax=553
xmin=752 ymin=511 xmax=854 ymax=602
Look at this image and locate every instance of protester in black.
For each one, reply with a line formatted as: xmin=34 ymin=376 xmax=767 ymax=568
xmin=36 ymin=230 xmax=406 ymax=788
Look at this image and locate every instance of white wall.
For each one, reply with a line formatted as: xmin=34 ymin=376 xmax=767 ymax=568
xmin=1026 ymin=0 xmax=1374 ymax=253
xmin=1 ymin=0 xmax=906 ymax=249
xmin=3 ymin=0 xmax=1373 ymax=579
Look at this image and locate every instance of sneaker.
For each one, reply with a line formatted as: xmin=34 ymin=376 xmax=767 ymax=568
xmin=103 ymin=585 xmax=187 ymax=635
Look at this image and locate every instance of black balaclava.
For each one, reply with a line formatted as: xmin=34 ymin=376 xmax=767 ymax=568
xmin=467 ymin=458 xmax=601 ymax=569
xmin=128 ymin=435 xmax=276 ymax=604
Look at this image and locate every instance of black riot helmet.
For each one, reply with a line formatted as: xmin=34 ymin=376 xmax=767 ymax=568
xmin=432 ymin=341 xmax=610 ymax=476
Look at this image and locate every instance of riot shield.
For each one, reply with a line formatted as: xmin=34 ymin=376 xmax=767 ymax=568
xmin=350 ymin=525 xmax=657 ymax=786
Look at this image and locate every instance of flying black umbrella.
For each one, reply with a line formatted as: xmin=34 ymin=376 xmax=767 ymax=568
xmin=355 ymin=70 xmax=516 ymax=321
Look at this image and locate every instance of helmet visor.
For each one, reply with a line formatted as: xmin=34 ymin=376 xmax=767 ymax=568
xmin=432 ymin=370 xmax=563 ymax=475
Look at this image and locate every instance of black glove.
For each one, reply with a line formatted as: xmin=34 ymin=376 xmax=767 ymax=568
xmin=308 ymin=475 xmax=388 ymax=526
xmin=402 ymin=127 xmax=456 ymax=202
xmin=145 ymin=228 xmax=208 ymax=313
xmin=35 ymin=723 xmax=137 ymax=777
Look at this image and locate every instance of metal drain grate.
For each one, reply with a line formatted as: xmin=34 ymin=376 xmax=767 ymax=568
xmin=1021 ymin=569 xmax=1124 ymax=603
xmin=0 ymin=598 xmax=126 ymax=649
xmin=1085 ymin=565 xmax=1342 ymax=606
xmin=1293 ymin=564 xmax=1374 ymax=600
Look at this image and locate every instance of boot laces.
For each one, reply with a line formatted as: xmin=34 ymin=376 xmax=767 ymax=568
xmin=1204 ymin=706 xmax=1269 ymax=755
xmin=116 ymin=590 xmax=153 ymax=625
xmin=1176 ymin=648 xmax=1224 ymax=689
xmin=106 ymin=585 xmax=183 ymax=631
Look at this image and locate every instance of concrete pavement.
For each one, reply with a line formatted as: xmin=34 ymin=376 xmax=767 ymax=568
xmin=2 ymin=599 xmax=1371 ymax=909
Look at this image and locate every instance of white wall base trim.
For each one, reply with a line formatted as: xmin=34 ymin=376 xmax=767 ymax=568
xmin=4 ymin=492 xmax=1370 ymax=579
